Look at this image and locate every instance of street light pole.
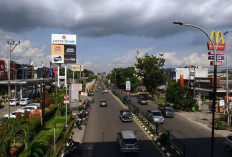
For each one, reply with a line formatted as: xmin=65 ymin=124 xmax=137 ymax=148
xmin=7 ymin=41 xmax=20 ymax=119
xmin=173 ymin=21 xmax=232 ymax=157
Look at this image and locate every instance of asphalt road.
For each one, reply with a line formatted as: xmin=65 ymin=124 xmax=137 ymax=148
xmin=80 ymin=79 xmax=164 ymax=157
xmin=113 ymin=88 xmax=231 ymax=157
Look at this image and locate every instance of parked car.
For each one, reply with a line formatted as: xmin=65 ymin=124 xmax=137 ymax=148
xmin=100 ymin=100 xmax=107 ymax=107
xmin=119 ymin=109 xmax=133 ymax=122
xmin=19 ymin=98 xmax=32 ymax=106
xmin=158 ymin=107 xmax=175 ymax=118
xmin=225 ymin=134 xmax=232 ymax=152
xmin=117 ymin=130 xmax=139 ymax=153
xmin=146 ymin=109 xmax=164 ymax=124
xmin=22 ymin=105 xmax=38 ymax=112
xmin=10 ymin=98 xmax=20 ymax=106
xmin=138 ymin=97 xmax=148 ymax=105
xmin=4 ymin=109 xmax=25 ymax=119
xmin=27 ymin=103 xmax=40 ymax=108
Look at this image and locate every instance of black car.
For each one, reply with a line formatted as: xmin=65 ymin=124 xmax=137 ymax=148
xmin=119 ymin=109 xmax=133 ymax=122
xmin=53 ymin=56 xmax=62 ymax=62
xmin=100 ymin=100 xmax=107 ymax=107
xmin=123 ymin=95 xmax=131 ymax=102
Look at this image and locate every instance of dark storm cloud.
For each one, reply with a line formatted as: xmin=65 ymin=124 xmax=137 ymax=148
xmin=0 ymin=0 xmax=232 ymax=38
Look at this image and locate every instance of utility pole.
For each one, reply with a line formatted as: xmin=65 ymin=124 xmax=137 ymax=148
xmin=226 ymin=56 xmax=230 ymax=125
xmin=193 ymin=66 xmax=196 ymax=99
xmin=7 ymin=40 xmax=20 ymax=119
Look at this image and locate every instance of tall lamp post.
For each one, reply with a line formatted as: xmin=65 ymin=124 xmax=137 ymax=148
xmin=173 ymin=21 xmax=232 ymax=157
xmin=7 ymin=40 xmax=20 ymax=119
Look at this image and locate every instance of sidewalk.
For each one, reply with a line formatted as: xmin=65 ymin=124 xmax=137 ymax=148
xmin=71 ymin=95 xmax=92 ymax=144
xmin=176 ymin=111 xmax=232 ymax=138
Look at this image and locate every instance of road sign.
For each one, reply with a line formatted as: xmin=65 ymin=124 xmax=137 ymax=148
xmin=210 ymin=61 xmax=223 ymax=66
xmin=208 ymin=55 xmax=224 ymax=60
xmin=208 ymin=52 xmax=224 ymax=55
xmin=64 ymin=100 xmax=69 ymax=104
xmin=126 ymin=81 xmax=131 ymax=91
xmin=71 ymin=84 xmax=82 ymax=91
xmin=64 ymin=94 xmax=69 ymax=100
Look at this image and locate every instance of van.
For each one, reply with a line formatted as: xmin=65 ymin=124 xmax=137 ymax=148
xmin=117 ymin=131 xmax=139 ymax=153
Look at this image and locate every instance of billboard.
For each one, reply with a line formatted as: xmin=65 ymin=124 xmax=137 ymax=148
xmin=64 ymin=45 xmax=76 ymax=63
xmin=0 ymin=60 xmax=5 ymax=72
xmin=51 ymin=34 xmax=76 ymax=45
xmin=51 ymin=45 xmax=64 ymax=64
xmin=72 ymin=65 xmax=83 ymax=71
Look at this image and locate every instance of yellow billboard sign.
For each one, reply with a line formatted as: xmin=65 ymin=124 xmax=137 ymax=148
xmin=51 ymin=45 xmax=64 ymax=55
xmin=72 ymin=65 xmax=83 ymax=71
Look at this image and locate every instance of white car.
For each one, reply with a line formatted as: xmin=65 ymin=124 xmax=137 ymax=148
xmin=4 ymin=109 xmax=25 ymax=119
xmin=22 ymin=105 xmax=38 ymax=112
xmin=19 ymin=98 xmax=33 ymax=106
xmin=10 ymin=98 xmax=20 ymax=106
xmin=28 ymin=103 xmax=40 ymax=108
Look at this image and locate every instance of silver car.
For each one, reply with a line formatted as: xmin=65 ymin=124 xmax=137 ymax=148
xmin=117 ymin=130 xmax=139 ymax=153
xmin=147 ymin=109 xmax=164 ymax=124
xmin=225 ymin=134 xmax=232 ymax=152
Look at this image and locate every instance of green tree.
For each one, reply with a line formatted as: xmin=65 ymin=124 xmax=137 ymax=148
xmin=109 ymin=67 xmax=140 ymax=91
xmin=165 ymin=80 xmax=188 ymax=109
xmin=135 ymin=53 xmax=165 ymax=97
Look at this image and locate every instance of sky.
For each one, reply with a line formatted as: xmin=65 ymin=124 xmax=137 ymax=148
xmin=1 ymin=0 xmax=232 ymax=72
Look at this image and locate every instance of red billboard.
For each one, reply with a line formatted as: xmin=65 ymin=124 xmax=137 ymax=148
xmin=0 ymin=60 xmax=5 ymax=72
xmin=207 ymin=43 xmax=225 ymax=51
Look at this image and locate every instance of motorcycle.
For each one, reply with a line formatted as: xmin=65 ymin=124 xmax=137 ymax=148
xmin=75 ymin=117 xmax=82 ymax=130
xmin=64 ymin=139 xmax=81 ymax=157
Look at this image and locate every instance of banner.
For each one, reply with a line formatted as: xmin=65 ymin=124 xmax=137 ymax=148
xmin=64 ymin=45 xmax=76 ymax=63
xmin=72 ymin=65 xmax=84 ymax=71
xmin=51 ymin=34 xmax=76 ymax=45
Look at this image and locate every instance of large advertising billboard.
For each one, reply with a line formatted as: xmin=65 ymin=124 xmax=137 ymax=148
xmin=51 ymin=34 xmax=76 ymax=64
xmin=64 ymin=45 xmax=76 ymax=63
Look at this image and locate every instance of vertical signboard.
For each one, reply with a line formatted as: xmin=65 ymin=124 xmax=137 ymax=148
xmin=51 ymin=34 xmax=76 ymax=64
xmin=51 ymin=45 xmax=64 ymax=64
xmin=64 ymin=45 xmax=76 ymax=63
xmin=126 ymin=81 xmax=131 ymax=91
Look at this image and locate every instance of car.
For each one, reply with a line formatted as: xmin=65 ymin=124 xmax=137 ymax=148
xmin=19 ymin=98 xmax=33 ymax=106
xmin=4 ymin=109 xmax=25 ymax=119
xmin=100 ymin=100 xmax=107 ymax=107
xmin=117 ymin=130 xmax=139 ymax=153
xmin=102 ymin=89 xmax=108 ymax=93
xmin=88 ymin=91 xmax=94 ymax=96
xmin=146 ymin=109 xmax=164 ymax=124
xmin=225 ymin=134 xmax=232 ymax=152
xmin=138 ymin=97 xmax=147 ymax=105
xmin=159 ymin=107 xmax=175 ymax=118
xmin=123 ymin=96 xmax=131 ymax=102
xmin=22 ymin=105 xmax=38 ymax=112
xmin=27 ymin=103 xmax=40 ymax=108
xmin=10 ymin=98 xmax=20 ymax=106
xmin=119 ymin=109 xmax=133 ymax=122
xmin=53 ymin=56 xmax=62 ymax=62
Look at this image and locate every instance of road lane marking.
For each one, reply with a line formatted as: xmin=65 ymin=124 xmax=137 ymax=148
xmin=110 ymin=91 xmax=166 ymax=157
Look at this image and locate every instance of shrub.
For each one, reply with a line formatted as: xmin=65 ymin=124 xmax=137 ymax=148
xmin=23 ymin=110 xmax=30 ymax=120
xmin=30 ymin=117 xmax=41 ymax=134
xmin=30 ymin=140 xmax=49 ymax=157
xmin=45 ymin=97 xmax=54 ymax=107
xmin=16 ymin=112 xmax=23 ymax=122
xmin=44 ymin=105 xmax=58 ymax=120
